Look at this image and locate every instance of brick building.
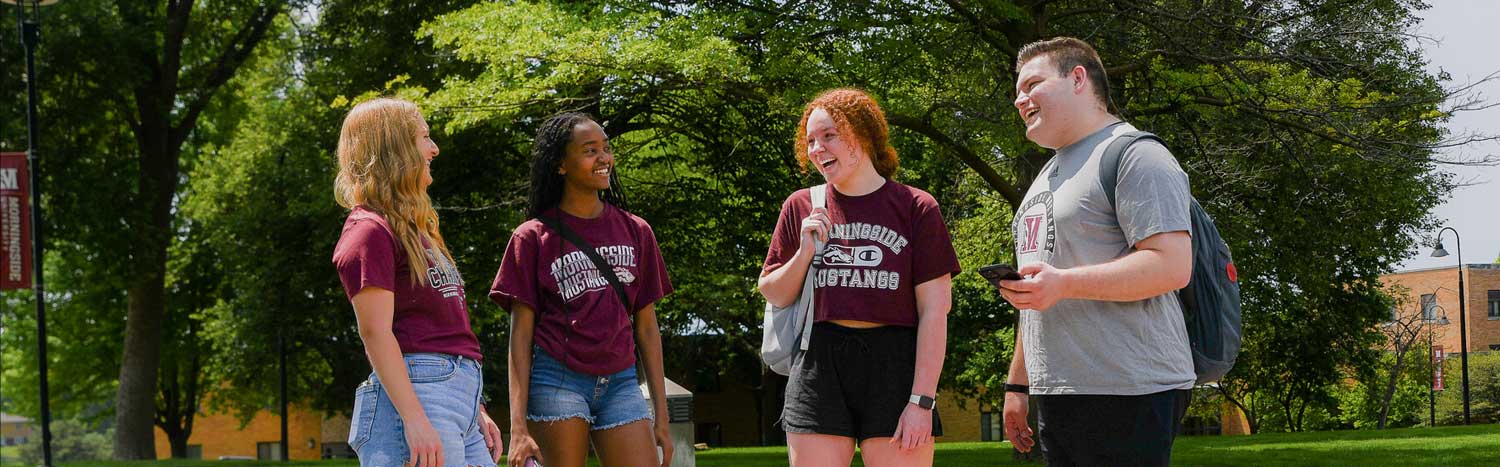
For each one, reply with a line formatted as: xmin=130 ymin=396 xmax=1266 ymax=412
xmin=1 ymin=413 xmax=33 ymax=446
xmin=151 ymin=398 xmax=352 ymax=460
xmin=1381 ymin=263 xmax=1500 ymax=354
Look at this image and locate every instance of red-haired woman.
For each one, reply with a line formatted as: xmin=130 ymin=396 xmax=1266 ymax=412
xmin=758 ymin=88 xmax=959 ymax=467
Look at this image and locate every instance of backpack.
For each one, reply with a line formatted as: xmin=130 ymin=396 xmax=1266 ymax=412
xmin=761 ymin=185 xmax=827 ymax=376
xmin=1100 ymin=131 xmax=1242 ymax=384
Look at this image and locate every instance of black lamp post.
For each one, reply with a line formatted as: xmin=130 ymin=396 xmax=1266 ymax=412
xmin=1430 ymin=227 xmax=1470 ymax=425
xmin=1427 ymin=304 xmax=1449 ymax=427
xmin=6 ymin=1 xmax=58 ymax=465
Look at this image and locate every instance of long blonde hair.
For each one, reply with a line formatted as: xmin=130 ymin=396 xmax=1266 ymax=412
xmin=334 ymin=97 xmax=453 ymax=285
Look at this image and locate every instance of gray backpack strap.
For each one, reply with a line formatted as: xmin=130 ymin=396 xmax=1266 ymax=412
xmin=800 ymin=184 xmax=827 ymax=351
xmin=1099 ymin=131 xmax=1165 ymax=209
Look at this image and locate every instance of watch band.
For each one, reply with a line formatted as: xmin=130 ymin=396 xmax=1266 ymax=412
xmin=1004 ymin=383 xmax=1030 ymax=394
xmin=908 ymin=394 xmax=936 ymax=410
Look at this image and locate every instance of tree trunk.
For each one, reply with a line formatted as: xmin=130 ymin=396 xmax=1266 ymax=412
xmin=166 ymin=426 xmax=189 ymax=458
xmin=114 ymin=107 xmax=180 ymax=459
xmin=1377 ymin=350 xmax=1408 ymax=429
xmin=114 ymin=280 xmax=168 ymax=459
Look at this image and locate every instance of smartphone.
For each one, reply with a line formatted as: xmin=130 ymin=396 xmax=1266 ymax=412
xmin=525 ymin=457 xmax=542 ymax=467
xmin=978 ymin=263 xmax=1022 ymax=282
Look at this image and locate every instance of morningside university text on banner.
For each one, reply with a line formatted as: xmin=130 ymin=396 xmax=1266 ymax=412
xmin=0 ymin=152 xmax=31 ymax=290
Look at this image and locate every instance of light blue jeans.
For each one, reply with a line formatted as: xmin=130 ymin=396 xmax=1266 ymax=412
xmin=349 ymin=353 xmax=497 ymax=467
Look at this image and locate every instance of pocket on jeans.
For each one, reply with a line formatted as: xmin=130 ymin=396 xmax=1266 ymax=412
xmin=348 ymin=381 xmax=380 ymax=450
xmin=406 ymin=356 xmax=458 ymax=383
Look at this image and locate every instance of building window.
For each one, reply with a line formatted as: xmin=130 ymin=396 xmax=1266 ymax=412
xmin=1488 ymin=290 xmax=1499 ymax=319
xmin=257 ymin=442 xmax=282 ymax=461
xmin=1422 ymin=294 xmax=1438 ymax=321
xmin=186 ymin=445 xmax=203 ymax=460
xmin=980 ymin=411 xmax=1003 ymax=442
xmin=1490 ymin=344 xmax=1500 ymax=351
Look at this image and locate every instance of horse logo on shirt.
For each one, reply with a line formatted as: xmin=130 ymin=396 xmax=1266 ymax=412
xmin=822 ymin=245 xmax=883 ymax=267
xmin=613 ymin=266 xmax=636 ymax=285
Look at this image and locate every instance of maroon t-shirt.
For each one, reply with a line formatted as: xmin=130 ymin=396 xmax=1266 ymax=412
xmin=489 ymin=204 xmax=673 ymax=376
xmin=763 ymin=181 xmax=960 ymax=326
xmin=333 ymin=206 xmax=482 ymax=361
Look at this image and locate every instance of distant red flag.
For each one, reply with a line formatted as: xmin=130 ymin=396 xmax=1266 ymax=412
xmin=0 ymin=152 xmax=30 ymax=290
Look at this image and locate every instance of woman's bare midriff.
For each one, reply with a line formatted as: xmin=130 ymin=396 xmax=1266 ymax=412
xmin=828 ymin=319 xmax=885 ymax=329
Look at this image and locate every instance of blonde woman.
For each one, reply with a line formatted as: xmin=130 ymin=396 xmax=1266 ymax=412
xmin=332 ymin=98 xmax=502 ymax=467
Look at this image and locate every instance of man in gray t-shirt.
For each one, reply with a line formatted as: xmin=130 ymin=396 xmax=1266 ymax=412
xmin=996 ymin=37 xmax=1195 ymax=466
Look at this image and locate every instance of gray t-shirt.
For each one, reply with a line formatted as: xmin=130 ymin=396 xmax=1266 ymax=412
xmin=1012 ymin=122 xmax=1196 ymax=395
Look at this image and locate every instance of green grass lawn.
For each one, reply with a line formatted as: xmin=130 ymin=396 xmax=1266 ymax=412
xmin=693 ymin=425 xmax=1500 ymax=466
xmin=32 ymin=424 xmax=1500 ymax=466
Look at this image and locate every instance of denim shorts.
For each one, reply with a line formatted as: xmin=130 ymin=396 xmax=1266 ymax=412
xmin=348 ymin=353 xmax=497 ymax=467
xmin=527 ymin=347 xmax=653 ymax=430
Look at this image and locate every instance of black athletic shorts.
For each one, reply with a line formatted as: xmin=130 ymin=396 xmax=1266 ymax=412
xmin=779 ymin=322 xmax=943 ymax=442
xmin=1035 ymin=389 xmax=1191 ymax=467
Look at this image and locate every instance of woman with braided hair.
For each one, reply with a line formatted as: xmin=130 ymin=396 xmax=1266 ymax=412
xmin=489 ymin=112 xmax=675 ymax=467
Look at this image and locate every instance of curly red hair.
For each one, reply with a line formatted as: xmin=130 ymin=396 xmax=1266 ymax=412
xmin=794 ymin=88 xmax=899 ymax=178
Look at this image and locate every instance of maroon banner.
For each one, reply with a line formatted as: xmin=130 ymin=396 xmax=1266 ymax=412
xmin=1433 ymin=346 xmax=1445 ymax=392
xmin=0 ymin=152 xmax=30 ymax=290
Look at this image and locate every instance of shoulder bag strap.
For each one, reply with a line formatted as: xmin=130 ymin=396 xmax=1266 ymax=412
xmin=1099 ymin=131 xmax=1164 ymax=210
xmin=536 ymin=215 xmax=633 ymax=312
xmin=800 ymin=185 xmax=828 ymax=351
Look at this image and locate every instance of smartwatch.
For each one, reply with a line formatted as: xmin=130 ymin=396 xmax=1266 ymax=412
xmin=908 ymin=394 xmax=936 ymax=410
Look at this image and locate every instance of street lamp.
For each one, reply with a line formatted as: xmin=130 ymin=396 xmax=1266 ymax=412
xmin=1427 ymin=304 xmax=1449 ymax=427
xmin=1430 ymin=226 xmax=1470 ymax=425
xmin=5 ymin=0 xmax=60 ymax=465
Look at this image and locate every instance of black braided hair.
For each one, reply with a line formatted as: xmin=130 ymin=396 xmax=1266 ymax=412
xmin=525 ymin=112 xmax=628 ymax=219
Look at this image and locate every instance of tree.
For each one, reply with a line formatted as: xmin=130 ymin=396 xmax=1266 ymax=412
xmin=0 ymin=1 xmax=289 ymax=458
xmin=18 ymin=419 xmax=112 ymax=464
xmin=1374 ymin=288 xmax=1428 ymax=429
xmin=106 ymin=1 xmax=285 ymax=457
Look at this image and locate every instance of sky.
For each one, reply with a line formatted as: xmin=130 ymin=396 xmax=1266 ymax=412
xmin=1397 ymin=0 xmax=1500 ymax=271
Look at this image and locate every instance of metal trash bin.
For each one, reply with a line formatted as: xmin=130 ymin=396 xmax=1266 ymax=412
xmin=641 ymin=377 xmax=695 ymax=467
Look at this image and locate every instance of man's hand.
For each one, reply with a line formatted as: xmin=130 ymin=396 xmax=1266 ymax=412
xmin=999 ymin=262 xmax=1069 ymax=311
xmin=1002 ymin=391 xmax=1034 ymax=452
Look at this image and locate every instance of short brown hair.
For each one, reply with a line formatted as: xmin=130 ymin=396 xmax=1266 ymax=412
xmin=1016 ymin=37 xmax=1112 ymax=110
xmin=794 ymin=88 xmax=899 ymax=178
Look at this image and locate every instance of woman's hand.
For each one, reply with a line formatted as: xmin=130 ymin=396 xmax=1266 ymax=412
xmin=889 ymin=403 xmax=934 ymax=451
xmin=655 ymin=419 xmax=675 ymax=467
xmin=403 ymin=415 xmax=445 ymax=467
xmin=507 ymin=427 xmax=543 ymax=467
xmin=478 ymin=405 xmax=503 ymax=462
xmin=798 ymin=207 xmax=832 ymax=254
